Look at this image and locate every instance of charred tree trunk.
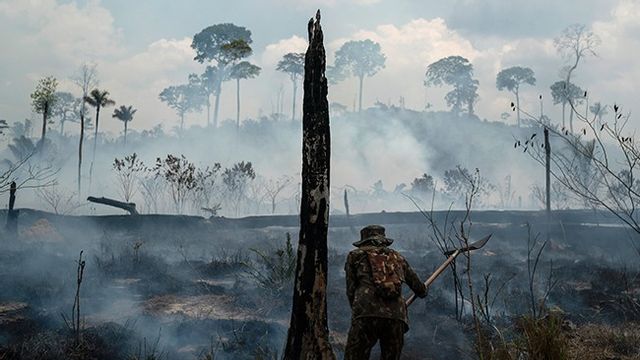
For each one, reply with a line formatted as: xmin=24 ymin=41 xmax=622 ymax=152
xmin=544 ymin=128 xmax=551 ymax=214
xmin=283 ymin=11 xmax=336 ymax=360
xmin=41 ymin=103 xmax=48 ymax=143
xmin=343 ymin=189 xmax=350 ymax=218
xmin=87 ymin=196 xmax=138 ymax=215
xmin=544 ymin=127 xmax=551 ymax=239
xmin=5 ymin=182 xmax=18 ymax=236
xmin=344 ymin=188 xmax=356 ymax=235
xmin=78 ymin=113 xmax=84 ymax=195
xmin=515 ymin=87 xmax=520 ymax=127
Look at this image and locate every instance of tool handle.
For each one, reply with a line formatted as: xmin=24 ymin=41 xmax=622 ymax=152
xmin=405 ymin=249 xmax=460 ymax=307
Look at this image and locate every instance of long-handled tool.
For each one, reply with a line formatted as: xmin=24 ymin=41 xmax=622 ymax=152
xmin=405 ymin=234 xmax=492 ymax=307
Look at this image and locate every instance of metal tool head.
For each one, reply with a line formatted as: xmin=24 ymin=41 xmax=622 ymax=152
xmin=444 ymin=233 xmax=492 ymax=256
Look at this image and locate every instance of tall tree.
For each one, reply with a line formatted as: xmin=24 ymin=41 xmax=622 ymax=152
xmin=277 ymin=52 xmax=305 ymax=121
xmin=159 ymin=81 xmax=204 ymax=131
xmin=425 ymin=56 xmax=479 ymax=115
xmin=550 ymin=80 xmax=584 ymax=130
xmin=554 ymin=24 xmax=599 ymax=132
xmin=554 ymin=24 xmax=599 ymax=89
xmin=112 ymin=105 xmax=137 ymax=145
xmin=221 ymin=39 xmax=259 ymax=129
xmin=191 ymin=23 xmax=252 ymax=127
xmin=52 ymin=92 xmax=80 ymax=136
xmin=333 ymin=39 xmax=385 ymax=112
xmin=229 ymin=61 xmax=261 ymax=129
xmin=30 ymin=76 xmax=58 ymax=146
xmin=496 ymin=66 xmax=536 ymax=127
xmin=84 ymin=89 xmax=115 ymax=187
xmin=196 ymin=67 xmax=218 ymax=126
xmin=72 ymin=63 xmax=98 ymax=195
xmin=283 ymin=11 xmax=336 ymax=360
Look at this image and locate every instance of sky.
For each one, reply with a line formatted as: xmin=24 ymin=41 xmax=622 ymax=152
xmin=0 ymin=0 xmax=639 ymax=136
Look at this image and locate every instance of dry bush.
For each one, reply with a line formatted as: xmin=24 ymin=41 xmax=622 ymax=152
xmin=567 ymin=322 xmax=640 ymax=359
xmin=515 ymin=313 xmax=568 ymax=359
xmin=243 ymin=233 xmax=296 ymax=296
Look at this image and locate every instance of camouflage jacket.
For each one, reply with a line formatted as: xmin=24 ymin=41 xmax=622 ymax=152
xmin=345 ymin=242 xmax=427 ymax=328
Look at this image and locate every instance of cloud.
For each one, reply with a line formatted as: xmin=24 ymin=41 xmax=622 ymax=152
xmin=98 ymin=37 xmax=203 ymax=133
xmin=326 ymin=18 xmax=483 ymax=112
xmin=0 ymin=1 xmax=202 ymax=133
xmin=260 ymin=35 xmax=308 ymax=68
xmin=585 ymin=0 xmax=640 ymax=105
xmin=2 ymin=0 xmax=640 ymax=137
xmin=447 ymin=0 xmax=613 ymax=38
xmin=0 ymin=0 xmax=123 ymax=63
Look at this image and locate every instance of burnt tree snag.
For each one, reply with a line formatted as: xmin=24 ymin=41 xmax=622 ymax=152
xmin=544 ymin=129 xmax=551 ymax=214
xmin=5 ymin=181 xmax=18 ymax=236
xmin=87 ymin=196 xmax=138 ymax=215
xmin=284 ymin=10 xmax=336 ymax=360
xmin=544 ymin=127 xmax=552 ymax=240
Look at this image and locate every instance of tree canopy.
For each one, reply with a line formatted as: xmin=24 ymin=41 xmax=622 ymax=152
xmin=84 ymin=89 xmax=115 ymax=110
xmin=31 ymin=76 xmax=58 ymax=116
xmin=496 ymin=66 xmax=536 ymax=93
xmin=191 ymin=23 xmax=252 ymax=65
xmin=159 ymin=80 xmax=205 ymax=127
xmin=425 ymin=56 xmax=479 ymax=114
xmin=276 ymin=52 xmax=305 ymax=81
xmin=229 ymin=61 xmax=261 ymax=81
xmin=112 ymin=105 xmax=137 ymax=124
xmin=550 ymin=80 xmax=584 ymax=106
xmin=333 ymin=39 xmax=385 ymax=80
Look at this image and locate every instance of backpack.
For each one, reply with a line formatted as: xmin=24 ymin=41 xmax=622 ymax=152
xmin=366 ymin=248 xmax=403 ymax=299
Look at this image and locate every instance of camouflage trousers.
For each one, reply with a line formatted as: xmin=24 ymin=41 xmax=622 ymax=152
xmin=344 ymin=317 xmax=406 ymax=360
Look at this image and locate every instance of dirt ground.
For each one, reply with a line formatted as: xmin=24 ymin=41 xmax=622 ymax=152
xmin=0 ymin=209 xmax=639 ymax=359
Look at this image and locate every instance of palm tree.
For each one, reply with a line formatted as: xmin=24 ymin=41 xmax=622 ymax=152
xmin=112 ymin=105 xmax=136 ymax=145
xmin=84 ymin=89 xmax=115 ymax=185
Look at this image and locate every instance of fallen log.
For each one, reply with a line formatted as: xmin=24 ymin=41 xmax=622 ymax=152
xmin=87 ymin=196 xmax=138 ymax=215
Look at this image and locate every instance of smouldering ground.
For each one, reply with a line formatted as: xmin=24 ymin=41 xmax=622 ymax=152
xmin=1 ymin=209 xmax=640 ymax=359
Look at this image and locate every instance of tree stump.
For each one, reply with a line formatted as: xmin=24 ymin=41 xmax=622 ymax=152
xmin=5 ymin=181 xmax=18 ymax=236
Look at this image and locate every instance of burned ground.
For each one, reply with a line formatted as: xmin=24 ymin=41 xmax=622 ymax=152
xmin=0 ymin=209 xmax=639 ymax=359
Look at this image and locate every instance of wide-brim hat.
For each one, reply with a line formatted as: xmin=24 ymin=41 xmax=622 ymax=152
xmin=353 ymin=224 xmax=394 ymax=247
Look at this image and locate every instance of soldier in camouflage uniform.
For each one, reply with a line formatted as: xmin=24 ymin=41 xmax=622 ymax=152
xmin=344 ymin=225 xmax=428 ymax=360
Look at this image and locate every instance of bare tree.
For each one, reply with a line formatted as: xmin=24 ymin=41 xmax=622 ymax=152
xmin=264 ymin=175 xmax=292 ymax=214
xmin=138 ymin=168 xmax=166 ymax=214
xmin=517 ymin=98 xmax=640 ymax=236
xmin=113 ymin=153 xmax=145 ymax=202
xmin=36 ymin=185 xmax=82 ymax=215
xmin=192 ymin=163 xmax=222 ymax=215
xmin=222 ymin=161 xmax=256 ymax=216
xmin=554 ymin=24 xmax=599 ymax=132
xmin=0 ymin=152 xmax=57 ymax=194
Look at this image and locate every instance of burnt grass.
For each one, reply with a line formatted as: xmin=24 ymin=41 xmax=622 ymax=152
xmin=0 ymin=209 xmax=639 ymax=359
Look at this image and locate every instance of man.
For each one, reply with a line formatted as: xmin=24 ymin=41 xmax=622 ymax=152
xmin=344 ymin=224 xmax=428 ymax=360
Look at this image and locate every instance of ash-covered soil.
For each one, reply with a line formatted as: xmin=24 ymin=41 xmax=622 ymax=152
xmin=0 ymin=209 xmax=639 ymax=359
